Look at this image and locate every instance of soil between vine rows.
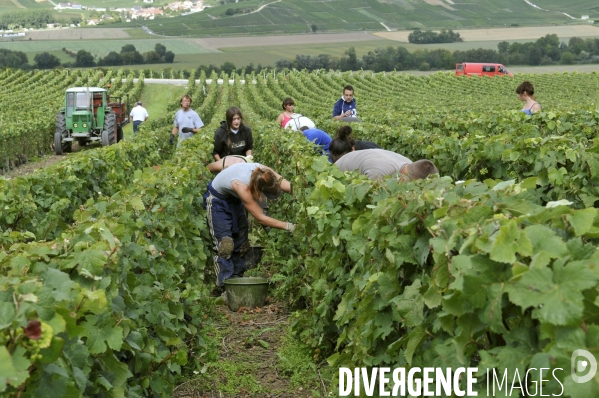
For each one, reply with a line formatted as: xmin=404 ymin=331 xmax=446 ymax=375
xmin=2 ymin=142 xmax=86 ymax=179
xmin=173 ymin=301 xmax=326 ymax=398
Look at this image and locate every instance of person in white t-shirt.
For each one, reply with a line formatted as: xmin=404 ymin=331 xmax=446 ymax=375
xmin=130 ymin=101 xmax=149 ymax=134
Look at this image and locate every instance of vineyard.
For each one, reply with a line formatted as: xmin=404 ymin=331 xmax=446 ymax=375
xmin=2 ymin=68 xmax=599 ymax=396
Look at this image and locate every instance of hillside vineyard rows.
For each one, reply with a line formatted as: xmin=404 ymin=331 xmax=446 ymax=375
xmin=2 ymin=69 xmax=599 ymax=396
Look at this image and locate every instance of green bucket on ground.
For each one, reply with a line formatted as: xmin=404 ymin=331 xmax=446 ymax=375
xmin=223 ymin=277 xmax=269 ymax=312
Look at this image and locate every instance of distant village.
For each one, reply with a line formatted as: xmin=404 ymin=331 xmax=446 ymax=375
xmin=52 ymin=0 xmax=206 ymax=26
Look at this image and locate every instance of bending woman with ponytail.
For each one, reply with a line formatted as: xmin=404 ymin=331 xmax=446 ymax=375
xmin=203 ymin=163 xmax=294 ymax=287
xmin=212 ymin=106 xmax=254 ymax=161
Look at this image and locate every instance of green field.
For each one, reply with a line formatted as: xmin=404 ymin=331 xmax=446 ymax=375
xmin=0 ymin=0 xmax=23 ymax=12
xmin=11 ymin=0 xmax=49 ymax=9
xmin=0 ymin=38 xmax=218 ymax=58
xmin=110 ymin=0 xmax=599 ymax=37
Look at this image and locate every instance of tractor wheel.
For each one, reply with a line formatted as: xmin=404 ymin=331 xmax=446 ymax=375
xmin=55 ymin=113 xmax=71 ymax=154
xmin=54 ymin=132 xmax=63 ymax=155
xmin=101 ymin=112 xmax=116 ymax=147
xmin=117 ymin=127 xmax=123 ymax=143
xmin=101 ymin=130 xmax=111 ymax=147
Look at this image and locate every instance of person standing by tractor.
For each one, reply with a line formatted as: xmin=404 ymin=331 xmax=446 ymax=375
xmin=170 ymin=94 xmax=204 ymax=147
xmin=130 ymin=101 xmax=149 ymax=134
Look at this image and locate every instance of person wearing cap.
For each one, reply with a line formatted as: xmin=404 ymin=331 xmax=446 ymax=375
xmin=203 ymin=162 xmax=294 ymax=287
xmin=130 ymin=101 xmax=149 ymax=134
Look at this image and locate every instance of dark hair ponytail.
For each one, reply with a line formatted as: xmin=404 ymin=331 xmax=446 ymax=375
xmin=329 ymin=125 xmax=355 ymax=162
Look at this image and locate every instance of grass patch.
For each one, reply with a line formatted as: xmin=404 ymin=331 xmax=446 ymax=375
xmin=211 ymin=357 xmax=265 ymax=395
xmin=123 ymin=83 xmax=187 ymax=139
xmin=277 ymin=330 xmax=331 ymax=396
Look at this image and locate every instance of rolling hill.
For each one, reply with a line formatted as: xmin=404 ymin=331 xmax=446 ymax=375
xmin=128 ymin=0 xmax=599 ymax=37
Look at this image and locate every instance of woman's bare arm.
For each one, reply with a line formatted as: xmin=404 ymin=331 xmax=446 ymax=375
xmin=232 ymin=182 xmax=289 ymax=230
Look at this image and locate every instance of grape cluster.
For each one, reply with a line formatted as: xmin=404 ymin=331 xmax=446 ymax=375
xmin=23 ymin=322 xmax=54 ymax=362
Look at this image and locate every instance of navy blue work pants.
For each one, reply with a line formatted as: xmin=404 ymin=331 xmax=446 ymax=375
xmin=203 ymin=191 xmax=248 ymax=286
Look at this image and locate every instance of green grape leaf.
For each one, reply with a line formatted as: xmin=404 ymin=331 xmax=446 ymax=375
xmin=566 ymin=208 xmax=596 ymax=236
xmin=98 ymin=351 xmax=133 ymax=390
xmin=41 ymin=268 xmax=78 ymax=302
xmin=82 ymin=315 xmax=123 ymax=354
xmin=490 ymin=219 xmax=532 ymax=264
xmin=404 ymin=326 xmax=427 ymax=365
xmin=0 ymin=301 xmax=16 ymax=329
xmin=129 ymin=196 xmax=145 ymax=211
xmin=508 ymin=261 xmax=597 ymax=325
xmin=63 ymin=249 xmax=107 ymax=272
xmin=524 ymin=225 xmax=568 ymax=268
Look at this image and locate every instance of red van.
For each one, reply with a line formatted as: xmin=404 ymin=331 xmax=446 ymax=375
xmin=455 ymin=63 xmax=513 ymax=77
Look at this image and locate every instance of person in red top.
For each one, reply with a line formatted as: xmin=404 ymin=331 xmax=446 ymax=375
xmin=276 ymin=97 xmax=295 ymax=128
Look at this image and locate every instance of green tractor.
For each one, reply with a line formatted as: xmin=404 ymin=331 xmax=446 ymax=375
xmin=54 ymin=87 xmax=129 ymax=155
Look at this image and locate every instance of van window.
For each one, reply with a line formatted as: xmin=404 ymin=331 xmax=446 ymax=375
xmin=482 ymin=65 xmax=496 ymax=72
xmin=457 ymin=64 xmax=463 ymax=71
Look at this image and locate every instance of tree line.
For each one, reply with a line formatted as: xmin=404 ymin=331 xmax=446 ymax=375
xmin=1 ymin=34 xmax=598 ymax=73
xmin=408 ymin=29 xmax=463 ymax=44
xmin=0 ymin=44 xmax=175 ymax=70
xmin=0 ymin=10 xmax=56 ymax=30
xmin=274 ymin=34 xmax=599 ymax=72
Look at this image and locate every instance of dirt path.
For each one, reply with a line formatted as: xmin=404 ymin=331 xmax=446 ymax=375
xmin=1 ymin=142 xmax=85 ymax=179
xmin=173 ymin=301 xmax=329 ymax=398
